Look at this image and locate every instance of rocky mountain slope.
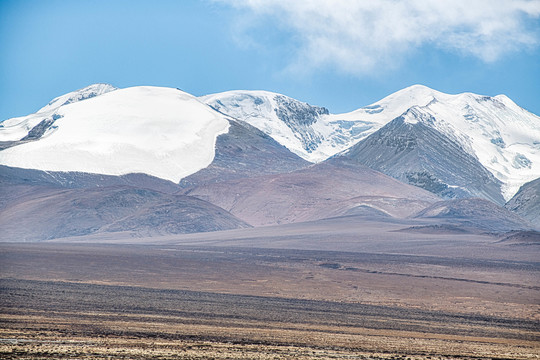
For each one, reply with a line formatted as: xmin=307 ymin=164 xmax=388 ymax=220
xmin=179 ymin=119 xmax=309 ymax=187
xmin=387 ymin=86 xmax=540 ymax=201
xmin=201 ymin=90 xmax=386 ymax=162
xmin=505 ymin=177 xmax=540 ymax=228
xmin=203 ymin=85 xmax=540 ymax=202
xmin=340 ymin=107 xmax=505 ymax=204
xmin=0 ymin=84 xmax=536 ymax=240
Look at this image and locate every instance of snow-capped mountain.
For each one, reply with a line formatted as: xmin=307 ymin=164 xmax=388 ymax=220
xmin=0 ymin=86 xmax=231 ymax=182
xmin=201 ymin=90 xmax=387 ymax=162
xmin=203 ymin=85 xmax=540 ymax=200
xmin=199 ymin=86 xmax=480 ymax=163
xmin=0 ymin=84 xmax=116 ymax=142
xmin=384 ymin=85 xmax=540 ymax=201
xmin=0 ymin=83 xmax=535 ymax=239
xmin=2 ymin=84 xmax=538 ymax=202
xmin=341 ymin=107 xmax=506 ymax=204
xmin=0 ymin=85 xmax=309 ymax=187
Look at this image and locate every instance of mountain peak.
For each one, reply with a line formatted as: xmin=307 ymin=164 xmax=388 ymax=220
xmin=38 ymin=83 xmax=117 ymax=114
xmin=376 ymin=85 xmax=451 ymax=111
xmin=0 ymin=86 xmax=231 ymax=183
xmin=394 ymin=83 xmax=439 ymax=96
xmin=200 ymin=90 xmax=332 ymax=162
xmin=0 ymin=83 xmax=119 ymax=142
xmin=3 ymin=84 xmax=538 ymax=204
xmin=339 ymin=84 xmax=444 ymax=127
xmin=400 ymin=106 xmax=435 ymax=125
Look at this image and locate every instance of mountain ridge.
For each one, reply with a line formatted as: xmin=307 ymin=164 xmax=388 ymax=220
xmin=0 ymin=86 xmax=231 ymax=182
xmin=0 ymin=81 xmax=536 ymax=240
xmin=0 ymin=184 xmax=251 ymax=242
xmin=201 ymin=84 xmax=540 ymax=201
xmin=1 ymin=83 xmax=538 ymax=207
xmin=339 ymin=106 xmax=506 ymax=205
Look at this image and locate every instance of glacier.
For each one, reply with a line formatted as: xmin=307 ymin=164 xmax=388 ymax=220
xmin=1 ymin=83 xmax=538 ymax=200
xmin=0 ymin=86 xmax=230 ymax=183
xmin=203 ymin=85 xmax=540 ymax=200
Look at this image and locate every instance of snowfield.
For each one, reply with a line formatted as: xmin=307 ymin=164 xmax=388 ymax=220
xmin=0 ymin=86 xmax=230 ymax=183
xmin=1 ymin=84 xmax=538 ymax=199
xmin=391 ymin=86 xmax=540 ymax=201
xmin=203 ymin=85 xmax=540 ymax=200
xmin=202 ymin=90 xmax=387 ymax=162
xmin=0 ymin=84 xmax=117 ymax=142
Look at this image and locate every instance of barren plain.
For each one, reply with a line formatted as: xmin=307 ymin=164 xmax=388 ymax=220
xmin=1 ymin=221 xmax=539 ymax=359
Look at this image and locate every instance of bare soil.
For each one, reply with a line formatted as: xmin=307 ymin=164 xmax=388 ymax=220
xmin=0 ymin=242 xmax=539 ymax=359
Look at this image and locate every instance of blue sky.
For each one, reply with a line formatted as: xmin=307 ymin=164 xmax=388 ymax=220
xmin=1 ymin=0 xmax=539 ymax=121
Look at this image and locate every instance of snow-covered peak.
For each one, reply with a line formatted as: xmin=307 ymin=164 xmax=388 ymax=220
xmin=201 ymin=90 xmax=332 ymax=161
xmin=37 ymin=83 xmax=117 ymax=114
xmin=493 ymin=94 xmax=513 ymax=105
xmin=201 ymin=90 xmax=385 ymax=162
xmin=379 ymin=84 xmax=444 ymax=105
xmin=339 ymin=84 xmax=446 ymax=125
xmin=203 ymin=89 xmax=281 ymax=104
xmin=416 ymin=91 xmax=540 ymax=200
xmin=202 ymin=90 xmax=329 ymax=126
xmin=400 ymin=106 xmax=424 ymax=125
xmin=202 ymin=90 xmax=318 ymax=128
xmin=380 ymin=88 xmax=540 ymax=200
xmin=0 ymin=83 xmax=117 ymax=142
xmin=203 ymin=85 xmax=540 ymax=200
xmin=0 ymin=86 xmax=230 ymax=183
xmin=200 ymin=85 xmax=464 ymax=163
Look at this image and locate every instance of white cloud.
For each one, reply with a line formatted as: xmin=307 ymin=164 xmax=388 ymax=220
xmin=217 ymin=0 xmax=540 ymax=75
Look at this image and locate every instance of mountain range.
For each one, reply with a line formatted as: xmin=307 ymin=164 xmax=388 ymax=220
xmin=203 ymin=85 xmax=540 ymax=202
xmin=0 ymin=83 xmax=538 ymax=241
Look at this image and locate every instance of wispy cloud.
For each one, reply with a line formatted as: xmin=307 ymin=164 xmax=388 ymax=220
xmin=217 ymin=0 xmax=540 ymax=75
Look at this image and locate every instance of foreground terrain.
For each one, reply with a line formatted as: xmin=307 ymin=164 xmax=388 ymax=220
xmin=1 ymin=233 xmax=539 ymax=359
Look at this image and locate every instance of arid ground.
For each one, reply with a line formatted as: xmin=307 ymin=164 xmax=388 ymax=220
xmin=1 ymin=222 xmax=539 ymax=359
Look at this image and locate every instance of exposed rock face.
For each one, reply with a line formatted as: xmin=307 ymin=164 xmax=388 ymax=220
xmin=179 ymin=119 xmax=310 ymax=187
xmin=21 ymin=114 xmax=62 ymax=141
xmin=341 ymin=108 xmax=505 ymax=205
xmin=201 ymin=90 xmax=379 ymax=162
xmin=272 ymin=94 xmax=329 ymax=153
xmin=505 ymin=177 xmax=540 ymax=228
